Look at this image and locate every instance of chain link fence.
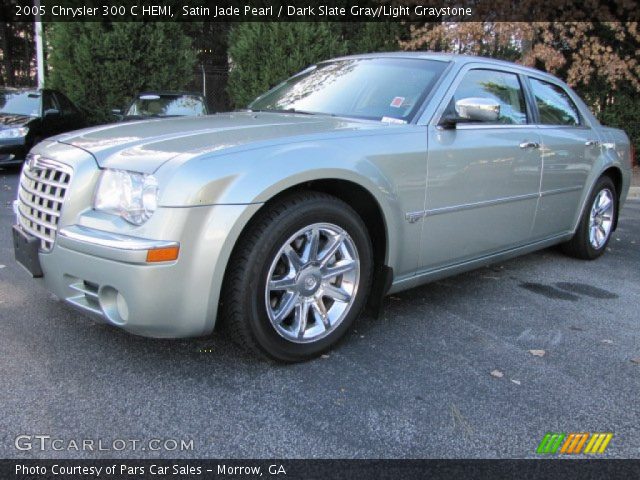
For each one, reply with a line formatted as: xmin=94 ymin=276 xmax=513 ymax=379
xmin=189 ymin=64 xmax=230 ymax=113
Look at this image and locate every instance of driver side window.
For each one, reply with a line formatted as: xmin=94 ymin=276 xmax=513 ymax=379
xmin=42 ymin=92 xmax=58 ymax=114
xmin=54 ymin=92 xmax=79 ymax=117
xmin=446 ymin=69 xmax=528 ymax=125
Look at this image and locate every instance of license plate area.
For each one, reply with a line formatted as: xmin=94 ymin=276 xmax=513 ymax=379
xmin=12 ymin=225 xmax=43 ymax=277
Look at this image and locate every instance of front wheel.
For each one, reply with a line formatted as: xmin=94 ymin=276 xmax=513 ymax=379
xmin=561 ymin=176 xmax=617 ymax=260
xmin=221 ymin=192 xmax=373 ymax=362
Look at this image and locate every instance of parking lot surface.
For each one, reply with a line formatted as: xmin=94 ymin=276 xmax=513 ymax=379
xmin=1 ymin=168 xmax=639 ymax=459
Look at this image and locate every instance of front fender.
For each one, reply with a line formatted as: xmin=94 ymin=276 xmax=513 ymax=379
xmin=156 ymin=140 xmax=411 ymax=270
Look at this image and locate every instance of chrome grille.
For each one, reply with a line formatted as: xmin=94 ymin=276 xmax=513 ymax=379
xmin=16 ymin=155 xmax=72 ymax=251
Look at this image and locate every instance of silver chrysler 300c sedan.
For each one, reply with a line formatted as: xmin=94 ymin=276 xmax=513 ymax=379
xmin=12 ymin=54 xmax=633 ymax=361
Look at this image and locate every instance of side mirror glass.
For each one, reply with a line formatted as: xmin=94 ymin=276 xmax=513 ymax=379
xmin=455 ymin=97 xmax=500 ymax=123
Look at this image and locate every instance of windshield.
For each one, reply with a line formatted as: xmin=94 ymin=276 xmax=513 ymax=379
xmin=126 ymin=94 xmax=206 ymax=117
xmin=249 ymin=58 xmax=448 ymax=122
xmin=0 ymin=91 xmax=41 ymax=116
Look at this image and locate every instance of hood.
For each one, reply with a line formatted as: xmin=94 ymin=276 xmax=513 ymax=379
xmin=53 ymin=112 xmax=385 ymax=173
xmin=0 ymin=113 xmax=35 ymax=128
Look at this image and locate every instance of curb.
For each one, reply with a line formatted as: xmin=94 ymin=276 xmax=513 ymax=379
xmin=629 ymin=186 xmax=640 ymax=200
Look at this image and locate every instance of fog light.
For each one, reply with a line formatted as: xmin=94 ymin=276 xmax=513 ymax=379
xmin=99 ymin=286 xmax=127 ymax=325
xmin=116 ymin=293 xmax=129 ymax=322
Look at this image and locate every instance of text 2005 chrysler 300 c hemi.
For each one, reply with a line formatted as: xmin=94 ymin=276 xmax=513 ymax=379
xmin=12 ymin=54 xmax=633 ymax=361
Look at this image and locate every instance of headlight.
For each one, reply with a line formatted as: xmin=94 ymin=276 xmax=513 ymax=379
xmin=0 ymin=126 xmax=29 ymax=139
xmin=94 ymin=169 xmax=159 ymax=225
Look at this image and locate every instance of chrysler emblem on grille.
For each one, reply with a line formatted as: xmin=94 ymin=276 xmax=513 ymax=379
xmin=27 ymin=154 xmax=42 ymax=171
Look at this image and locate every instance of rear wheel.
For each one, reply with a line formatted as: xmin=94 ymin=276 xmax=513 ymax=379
xmin=561 ymin=176 xmax=617 ymax=260
xmin=221 ymin=191 xmax=373 ymax=362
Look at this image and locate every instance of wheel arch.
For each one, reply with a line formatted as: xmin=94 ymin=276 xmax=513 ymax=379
xmin=260 ymin=178 xmax=389 ymax=272
xmin=601 ymin=165 xmax=623 ymax=230
xmin=573 ymin=164 xmax=625 ymax=235
xmin=214 ymin=176 xmax=394 ymax=329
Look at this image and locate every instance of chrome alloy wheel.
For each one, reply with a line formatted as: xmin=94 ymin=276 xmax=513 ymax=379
xmin=265 ymin=223 xmax=360 ymax=344
xmin=589 ymin=188 xmax=614 ymax=250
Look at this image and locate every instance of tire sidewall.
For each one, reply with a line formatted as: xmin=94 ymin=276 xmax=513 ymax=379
xmin=241 ymin=197 xmax=373 ymax=361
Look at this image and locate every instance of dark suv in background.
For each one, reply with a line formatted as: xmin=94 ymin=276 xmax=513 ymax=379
xmin=0 ymin=88 xmax=86 ymax=165
xmin=112 ymin=91 xmax=209 ymax=121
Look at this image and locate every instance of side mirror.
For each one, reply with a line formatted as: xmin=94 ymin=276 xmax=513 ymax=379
xmin=111 ymin=109 xmax=124 ymax=121
xmin=44 ymin=108 xmax=60 ymax=117
xmin=455 ymin=97 xmax=500 ymax=123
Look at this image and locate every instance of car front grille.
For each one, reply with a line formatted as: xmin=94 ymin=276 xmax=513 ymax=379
xmin=16 ymin=155 xmax=73 ymax=251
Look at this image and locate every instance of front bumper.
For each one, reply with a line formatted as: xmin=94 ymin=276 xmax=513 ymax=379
xmin=0 ymin=137 xmax=27 ymax=163
xmin=32 ymin=203 xmax=260 ymax=338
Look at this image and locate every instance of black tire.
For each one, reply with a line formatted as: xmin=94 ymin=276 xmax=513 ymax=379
xmin=561 ymin=176 xmax=617 ymax=260
xmin=220 ymin=191 xmax=373 ymax=362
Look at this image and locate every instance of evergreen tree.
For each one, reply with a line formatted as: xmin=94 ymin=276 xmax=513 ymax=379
xmin=48 ymin=22 xmax=197 ymax=124
xmin=227 ymin=22 xmax=347 ymax=108
xmin=340 ymin=22 xmax=403 ymax=55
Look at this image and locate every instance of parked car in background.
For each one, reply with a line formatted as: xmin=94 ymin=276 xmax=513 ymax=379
xmin=12 ymin=54 xmax=633 ymax=362
xmin=112 ymin=92 xmax=209 ymax=121
xmin=0 ymin=88 xmax=85 ymax=165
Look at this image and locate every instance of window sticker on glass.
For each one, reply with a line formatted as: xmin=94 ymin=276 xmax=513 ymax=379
xmin=381 ymin=116 xmax=407 ymax=125
xmin=390 ymin=97 xmax=405 ymax=108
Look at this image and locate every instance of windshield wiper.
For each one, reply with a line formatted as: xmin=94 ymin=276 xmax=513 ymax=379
xmin=249 ymin=108 xmax=316 ymax=115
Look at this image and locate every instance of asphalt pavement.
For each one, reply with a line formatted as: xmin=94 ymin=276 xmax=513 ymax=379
xmin=1 ymin=167 xmax=639 ymax=459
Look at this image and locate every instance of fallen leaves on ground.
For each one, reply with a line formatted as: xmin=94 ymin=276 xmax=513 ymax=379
xmin=601 ymin=339 xmax=614 ymax=345
xmin=529 ymin=349 xmax=546 ymax=357
xmin=630 ymin=358 xmax=640 ymax=365
xmin=450 ymin=403 xmax=474 ymax=437
xmin=490 ymin=369 xmax=504 ymax=378
xmin=511 ymin=379 xmax=521 ymax=385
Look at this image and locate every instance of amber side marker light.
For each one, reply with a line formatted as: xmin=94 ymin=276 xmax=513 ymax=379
xmin=146 ymin=246 xmax=180 ymax=263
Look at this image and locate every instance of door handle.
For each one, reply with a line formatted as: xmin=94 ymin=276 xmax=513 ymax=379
xmin=585 ymin=140 xmax=600 ymax=147
xmin=519 ymin=141 xmax=540 ymax=149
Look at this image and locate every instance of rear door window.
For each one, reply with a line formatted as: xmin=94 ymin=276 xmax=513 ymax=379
xmin=529 ymin=78 xmax=581 ymax=126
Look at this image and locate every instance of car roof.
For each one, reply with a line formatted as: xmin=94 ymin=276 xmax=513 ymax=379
xmin=136 ymin=91 xmax=205 ymax=98
xmin=0 ymin=87 xmax=41 ymax=94
xmin=0 ymin=87 xmax=64 ymax=95
xmin=326 ymin=51 xmax=560 ymax=83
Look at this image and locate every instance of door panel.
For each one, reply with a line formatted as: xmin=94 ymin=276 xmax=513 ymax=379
xmin=421 ymin=126 xmax=541 ymax=269
xmin=527 ymin=77 xmax=599 ymax=238
xmin=533 ymin=128 xmax=598 ymax=237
